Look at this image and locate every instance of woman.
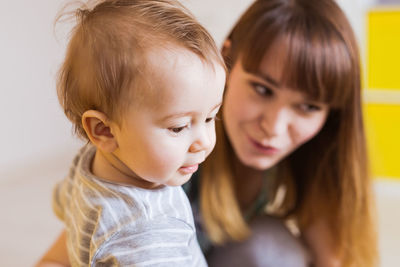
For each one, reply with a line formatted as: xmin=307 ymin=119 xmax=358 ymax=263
xmin=37 ymin=0 xmax=377 ymax=266
xmin=191 ymin=0 xmax=377 ymax=266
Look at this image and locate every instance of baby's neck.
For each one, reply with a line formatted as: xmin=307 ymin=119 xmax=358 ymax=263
xmin=91 ymin=149 xmax=163 ymax=189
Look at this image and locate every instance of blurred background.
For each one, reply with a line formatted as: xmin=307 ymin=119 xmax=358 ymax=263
xmin=0 ymin=0 xmax=399 ymax=266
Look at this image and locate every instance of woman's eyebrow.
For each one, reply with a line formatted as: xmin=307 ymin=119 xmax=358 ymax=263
xmin=254 ymin=71 xmax=280 ymax=88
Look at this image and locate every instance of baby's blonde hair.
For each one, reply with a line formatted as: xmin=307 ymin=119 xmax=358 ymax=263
xmin=57 ymin=0 xmax=224 ymax=139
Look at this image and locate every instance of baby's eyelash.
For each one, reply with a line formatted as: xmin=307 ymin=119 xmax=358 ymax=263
xmin=168 ymin=115 xmax=220 ymax=134
xmin=168 ymin=125 xmax=188 ymax=133
xmin=205 ymin=115 xmax=220 ymax=123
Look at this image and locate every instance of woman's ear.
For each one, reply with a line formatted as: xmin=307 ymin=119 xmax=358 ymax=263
xmin=221 ymin=39 xmax=232 ymax=70
xmin=221 ymin=39 xmax=232 ymax=59
xmin=82 ymin=110 xmax=118 ymax=153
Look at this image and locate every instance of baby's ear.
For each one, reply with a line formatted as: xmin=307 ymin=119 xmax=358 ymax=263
xmin=82 ymin=110 xmax=118 ymax=153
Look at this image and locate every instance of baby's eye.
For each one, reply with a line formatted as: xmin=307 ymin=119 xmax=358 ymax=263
xmin=250 ymin=82 xmax=273 ymax=97
xmin=169 ymin=125 xmax=188 ymax=134
xmin=205 ymin=115 xmax=220 ymax=123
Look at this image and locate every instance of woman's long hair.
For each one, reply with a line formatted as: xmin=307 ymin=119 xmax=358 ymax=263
xmin=200 ymin=0 xmax=377 ymax=266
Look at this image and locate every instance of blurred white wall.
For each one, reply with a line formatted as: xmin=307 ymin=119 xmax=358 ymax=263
xmin=0 ymin=0 xmax=82 ymax=179
xmin=0 ymin=0 xmax=374 ymax=180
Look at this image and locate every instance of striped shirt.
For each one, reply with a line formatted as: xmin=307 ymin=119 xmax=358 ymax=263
xmin=53 ymin=145 xmax=207 ymax=267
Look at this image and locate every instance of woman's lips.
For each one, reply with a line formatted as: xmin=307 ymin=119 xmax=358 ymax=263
xmin=179 ymin=164 xmax=199 ymax=174
xmin=248 ymin=136 xmax=280 ymax=155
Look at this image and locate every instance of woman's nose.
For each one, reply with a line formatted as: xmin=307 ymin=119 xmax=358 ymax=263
xmin=260 ymin=107 xmax=291 ymax=137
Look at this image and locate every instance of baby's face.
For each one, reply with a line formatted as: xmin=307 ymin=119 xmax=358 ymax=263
xmin=111 ymin=47 xmax=225 ymax=187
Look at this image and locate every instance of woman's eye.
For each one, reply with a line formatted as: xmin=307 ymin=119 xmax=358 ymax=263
xmin=250 ymin=82 xmax=273 ymax=97
xmin=298 ymin=103 xmax=322 ymax=113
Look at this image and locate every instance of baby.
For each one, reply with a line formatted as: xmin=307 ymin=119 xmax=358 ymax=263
xmin=49 ymin=0 xmax=225 ymax=266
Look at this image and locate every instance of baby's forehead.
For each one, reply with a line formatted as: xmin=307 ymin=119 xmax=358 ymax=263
xmin=146 ymin=44 xmax=220 ymax=71
xmin=143 ymin=46 xmax=220 ymax=82
xmin=121 ymin=46 xmax=225 ymax=112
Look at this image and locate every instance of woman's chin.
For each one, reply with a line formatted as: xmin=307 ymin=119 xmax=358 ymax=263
xmin=240 ymin=155 xmax=279 ymax=171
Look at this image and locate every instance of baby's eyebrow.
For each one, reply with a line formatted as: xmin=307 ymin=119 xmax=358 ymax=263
xmin=160 ymin=111 xmax=194 ymax=121
xmin=160 ymin=102 xmax=222 ymax=122
xmin=211 ymin=102 xmax=222 ymax=112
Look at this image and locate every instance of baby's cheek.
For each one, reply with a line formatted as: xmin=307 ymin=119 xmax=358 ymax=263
xmin=142 ymin=146 xmax=177 ymax=174
xmin=154 ymin=150 xmax=179 ymax=167
xmin=209 ymin=129 xmax=217 ymax=151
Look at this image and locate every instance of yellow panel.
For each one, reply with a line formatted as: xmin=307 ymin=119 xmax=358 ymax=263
xmin=364 ymin=103 xmax=400 ymax=179
xmin=367 ymin=10 xmax=400 ymax=90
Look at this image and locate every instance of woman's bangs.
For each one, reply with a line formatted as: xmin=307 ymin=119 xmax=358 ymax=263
xmin=241 ymin=22 xmax=355 ymax=108
xmin=240 ymin=23 xmax=277 ymax=75
xmin=281 ymin=29 xmax=354 ymax=107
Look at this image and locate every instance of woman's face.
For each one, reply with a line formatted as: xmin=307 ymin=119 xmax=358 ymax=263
xmin=223 ymin=45 xmax=329 ymax=170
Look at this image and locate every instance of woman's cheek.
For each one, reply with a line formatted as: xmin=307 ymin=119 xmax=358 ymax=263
xmin=292 ymin=117 xmax=326 ymax=146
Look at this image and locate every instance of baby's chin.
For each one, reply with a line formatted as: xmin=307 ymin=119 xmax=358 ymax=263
xmin=163 ymin=175 xmax=193 ymax=187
